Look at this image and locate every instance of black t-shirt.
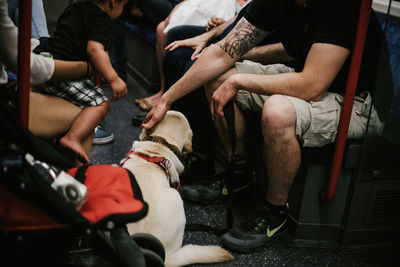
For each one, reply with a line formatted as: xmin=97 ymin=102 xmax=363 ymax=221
xmin=39 ymin=0 xmax=113 ymax=61
xmin=245 ymin=0 xmax=383 ymax=93
xmin=244 ymin=0 xmax=393 ymax=120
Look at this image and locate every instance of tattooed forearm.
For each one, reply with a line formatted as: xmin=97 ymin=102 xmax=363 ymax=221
xmin=218 ymin=18 xmax=267 ymax=59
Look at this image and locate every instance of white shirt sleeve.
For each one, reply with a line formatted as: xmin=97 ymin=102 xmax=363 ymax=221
xmin=0 ymin=0 xmax=54 ymax=86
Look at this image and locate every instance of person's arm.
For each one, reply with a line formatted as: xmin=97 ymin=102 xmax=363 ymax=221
xmin=142 ymin=17 xmax=269 ymax=129
xmin=87 ymin=40 xmax=127 ymax=101
xmin=0 ymin=0 xmax=95 ymax=85
xmin=165 ymin=16 xmax=236 ymax=60
xmin=241 ymin=42 xmax=295 ymax=65
xmin=49 ymin=60 xmax=94 ymax=81
xmin=210 ymin=42 xmax=350 ymax=117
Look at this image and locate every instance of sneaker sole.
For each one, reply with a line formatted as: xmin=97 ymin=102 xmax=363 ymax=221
xmin=222 ymin=228 xmax=288 ymax=253
xmin=92 ymin=136 xmax=114 ymax=145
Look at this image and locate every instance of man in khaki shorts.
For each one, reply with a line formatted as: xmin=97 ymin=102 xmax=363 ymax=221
xmin=142 ymin=0 xmax=393 ymax=252
xmin=233 ymin=60 xmax=384 ymax=147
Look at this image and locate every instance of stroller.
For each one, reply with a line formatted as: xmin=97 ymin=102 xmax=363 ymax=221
xmin=0 ymin=100 xmax=165 ymax=267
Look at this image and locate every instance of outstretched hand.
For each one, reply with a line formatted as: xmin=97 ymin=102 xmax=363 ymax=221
xmin=165 ymin=35 xmax=208 ymax=60
xmin=210 ymin=77 xmax=239 ymax=118
xmin=141 ymin=100 xmax=170 ymax=129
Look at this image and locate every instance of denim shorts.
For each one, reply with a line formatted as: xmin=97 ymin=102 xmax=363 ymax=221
xmin=234 ymin=60 xmax=384 ymax=147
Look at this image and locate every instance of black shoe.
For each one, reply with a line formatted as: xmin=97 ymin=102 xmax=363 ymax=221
xmin=180 ymin=153 xmax=215 ymax=184
xmin=180 ymin=171 xmax=254 ymax=205
xmin=221 ymin=208 xmax=288 ymax=252
xmin=132 ymin=112 xmax=148 ymax=127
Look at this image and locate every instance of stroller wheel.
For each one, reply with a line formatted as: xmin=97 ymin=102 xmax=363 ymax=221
xmin=131 ymin=233 xmax=165 ymax=261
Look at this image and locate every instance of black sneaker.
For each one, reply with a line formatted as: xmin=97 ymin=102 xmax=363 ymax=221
xmin=180 ymin=171 xmax=254 ymax=205
xmin=180 ymin=153 xmax=215 ymax=184
xmin=221 ymin=208 xmax=288 ymax=252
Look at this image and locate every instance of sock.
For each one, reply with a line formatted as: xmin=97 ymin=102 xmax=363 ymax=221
xmin=230 ymin=154 xmax=253 ymax=189
xmin=265 ymin=200 xmax=288 ymax=228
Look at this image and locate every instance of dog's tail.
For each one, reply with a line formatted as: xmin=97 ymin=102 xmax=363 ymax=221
xmin=164 ymin=245 xmax=233 ymax=267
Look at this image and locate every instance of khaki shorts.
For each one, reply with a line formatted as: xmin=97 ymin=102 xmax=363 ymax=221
xmin=234 ymin=60 xmax=384 ymax=147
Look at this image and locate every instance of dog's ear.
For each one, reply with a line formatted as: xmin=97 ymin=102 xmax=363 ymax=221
xmin=139 ymin=128 xmax=148 ymax=141
xmin=139 ymin=127 xmax=155 ymax=141
xmin=182 ymin=129 xmax=193 ymax=155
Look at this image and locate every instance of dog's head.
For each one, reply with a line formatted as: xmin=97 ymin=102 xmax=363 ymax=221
xmin=140 ymin=110 xmax=193 ymax=155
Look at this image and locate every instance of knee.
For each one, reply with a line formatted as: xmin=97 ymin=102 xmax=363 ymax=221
xmin=261 ymin=95 xmax=296 ymax=136
xmin=99 ymin=101 xmax=110 ymax=116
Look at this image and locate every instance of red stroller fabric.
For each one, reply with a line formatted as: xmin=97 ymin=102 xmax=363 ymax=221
xmin=67 ymin=165 xmax=148 ymax=227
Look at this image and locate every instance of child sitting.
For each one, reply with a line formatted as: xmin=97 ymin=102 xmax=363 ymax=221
xmin=34 ymin=0 xmax=129 ymax=164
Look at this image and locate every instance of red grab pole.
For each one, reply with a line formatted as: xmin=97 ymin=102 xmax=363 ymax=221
xmin=17 ymin=0 xmax=32 ymax=127
xmin=320 ymin=0 xmax=372 ymax=202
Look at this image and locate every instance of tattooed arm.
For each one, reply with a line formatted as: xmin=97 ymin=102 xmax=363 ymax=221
xmin=142 ymin=17 xmax=270 ymax=129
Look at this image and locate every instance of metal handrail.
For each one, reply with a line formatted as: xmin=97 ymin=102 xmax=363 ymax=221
xmin=320 ymin=0 xmax=373 ymax=202
xmin=17 ymin=0 xmax=32 ymax=127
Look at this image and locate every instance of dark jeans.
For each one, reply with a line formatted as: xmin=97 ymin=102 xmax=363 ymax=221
xmin=163 ymin=25 xmax=214 ymax=154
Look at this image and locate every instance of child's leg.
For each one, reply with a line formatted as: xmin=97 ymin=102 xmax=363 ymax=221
xmin=60 ymin=101 xmax=110 ymax=163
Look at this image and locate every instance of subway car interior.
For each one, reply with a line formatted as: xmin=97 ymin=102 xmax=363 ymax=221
xmin=1 ymin=0 xmax=400 ymax=266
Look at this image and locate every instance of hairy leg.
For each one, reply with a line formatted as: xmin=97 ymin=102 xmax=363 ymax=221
xmin=261 ymin=95 xmax=300 ymax=206
xmin=60 ymin=102 xmax=110 ymax=163
xmin=205 ymin=68 xmax=246 ymax=160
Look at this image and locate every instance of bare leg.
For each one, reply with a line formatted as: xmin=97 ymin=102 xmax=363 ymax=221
xmin=205 ymin=68 xmax=246 ymax=160
xmin=60 ymin=102 xmax=110 ymax=163
xmin=136 ymin=21 xmax=166 ymax=110
xmin=261 ymin=95 xmax=300 ymax=206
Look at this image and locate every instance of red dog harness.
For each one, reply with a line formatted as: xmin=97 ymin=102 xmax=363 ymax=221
xmin=121 ymin=149 xmax=181 ymax=191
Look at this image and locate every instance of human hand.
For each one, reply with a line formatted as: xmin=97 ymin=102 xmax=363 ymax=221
xmin=141 ymin=98 xmax=170 ymax=129
xmin=110 ymin=77 xmax=128 ymax=101
xmin=210 ymin=77 xmax=239 ymax=118
xmin=165 ymin=36 xmax=208 ymax=60
xmin=206 ymin=17 xmax=225 ymax=31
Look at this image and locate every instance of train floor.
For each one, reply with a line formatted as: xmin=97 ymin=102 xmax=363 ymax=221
xmin=86 ymin=74 xmax=400 ymax=267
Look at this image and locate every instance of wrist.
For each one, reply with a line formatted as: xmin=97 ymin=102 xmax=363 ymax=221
xmin=108 ymin=75 xmax=120 ymax=84
xmin=160 ymin=92 xmax=172 ymax=108
xmin=230 ymin=74 xmax=242 ymax=92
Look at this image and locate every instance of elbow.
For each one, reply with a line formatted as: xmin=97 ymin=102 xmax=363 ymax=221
xmin=299 ymin=72 xmax=328 ymax=102
xmin=86 ymin=47 xmax=96 ymax=60
xmin=308 ymin=85 xmax=327 ymax=102
xmin=299 ymin=78 xmax=327 ymax=102
xmin=207 ymin=43 xmax=234 ymax=65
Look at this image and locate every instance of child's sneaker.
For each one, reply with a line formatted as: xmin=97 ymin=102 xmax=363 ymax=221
xmin=92 ymin=126 xmax=114 ymax=145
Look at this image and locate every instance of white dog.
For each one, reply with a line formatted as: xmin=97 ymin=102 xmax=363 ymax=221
xmin=122 ymin=111 xmax=233 ymax=267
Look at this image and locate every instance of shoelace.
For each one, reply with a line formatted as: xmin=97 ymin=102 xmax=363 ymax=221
xmin=241 ymin=216 xmax=269 ymax=233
